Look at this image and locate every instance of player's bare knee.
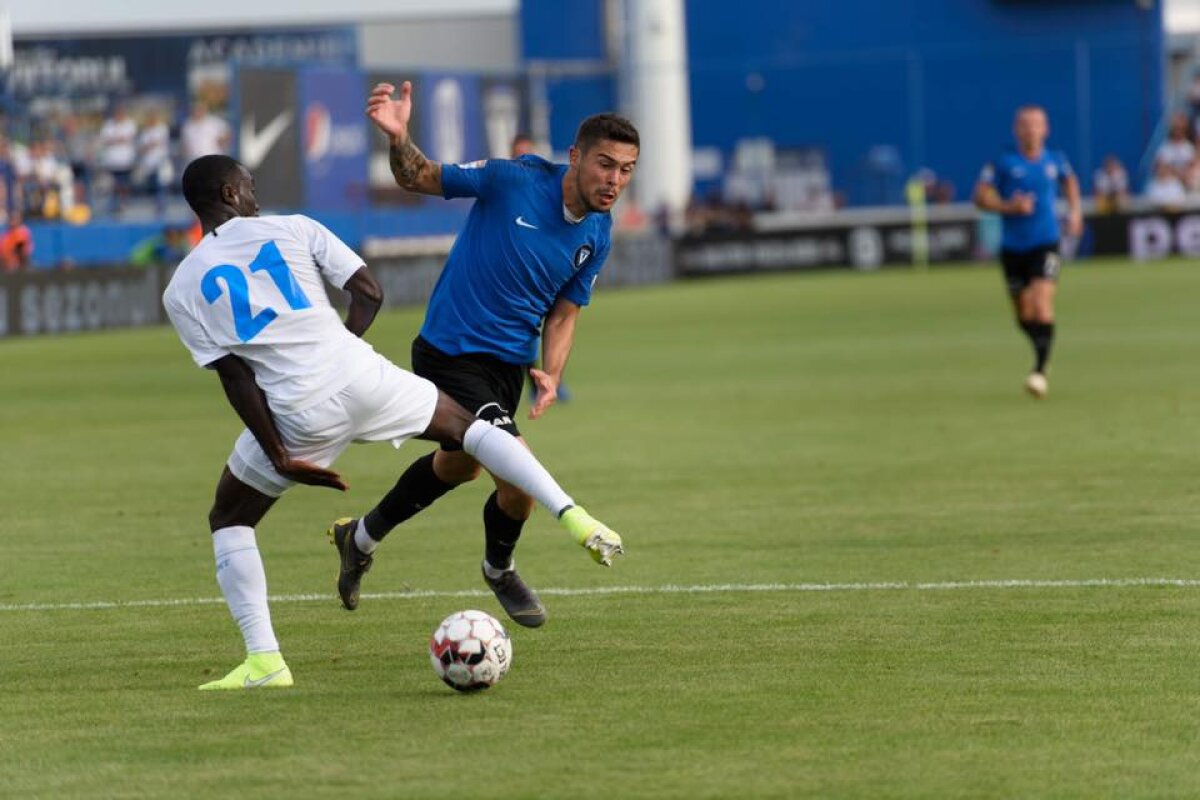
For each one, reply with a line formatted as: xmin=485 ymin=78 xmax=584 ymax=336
xmin=208 ymin=469 xmax=275 ymax=530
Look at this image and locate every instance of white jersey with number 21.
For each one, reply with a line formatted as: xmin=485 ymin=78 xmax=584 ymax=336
xmin=163 ymin=215 xmax=379 ymax=414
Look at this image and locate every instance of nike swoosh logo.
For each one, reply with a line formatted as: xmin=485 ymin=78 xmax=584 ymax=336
xmin=240 ymin=111 xmax=294 ymax=169
xmin=515 ymin=216 xmax=538 ymax=230
xmin=243 ymin=668 xmax=286 ymax=688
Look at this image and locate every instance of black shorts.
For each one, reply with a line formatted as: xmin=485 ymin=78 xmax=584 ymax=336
xmin=1000 ymin=244 xmax=1061 ymax=294
xmin=411 ymin=336 xmax=527 ymax=451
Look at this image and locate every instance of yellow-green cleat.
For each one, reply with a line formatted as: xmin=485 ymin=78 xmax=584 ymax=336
xmin=198 ymin=651 xmax=294 ymax=691
xmin=559 ymin=506 xmax=625 ymax=566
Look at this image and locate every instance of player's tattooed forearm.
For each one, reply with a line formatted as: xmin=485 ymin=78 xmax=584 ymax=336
xmin=390 ymin=138 xmax=429 ymax=187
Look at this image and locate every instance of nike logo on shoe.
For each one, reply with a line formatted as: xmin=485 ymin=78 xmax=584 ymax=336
xmin=243 ymin=668 xmax=287 ymax=688
xmin=515 ymin=216 xmax=538 ymax=230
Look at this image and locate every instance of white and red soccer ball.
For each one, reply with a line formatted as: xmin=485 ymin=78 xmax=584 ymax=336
xmin=429 ymin=610 xmax=512 ymax=692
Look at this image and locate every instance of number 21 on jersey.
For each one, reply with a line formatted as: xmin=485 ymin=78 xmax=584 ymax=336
xmin=201 ymin=241 xmax=312 ymax=342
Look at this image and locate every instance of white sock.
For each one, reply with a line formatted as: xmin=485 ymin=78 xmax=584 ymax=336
xmin=354 ymin=518 xmax=378 ymax=554
xmin=462 ymin=421 xmax=574 ymax=515
xmin=212 ymin=526 xmax=279 ymax=655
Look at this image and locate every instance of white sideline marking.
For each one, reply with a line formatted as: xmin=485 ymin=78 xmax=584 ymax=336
xmin=2 ymin=577 xmax=1199 ymax=613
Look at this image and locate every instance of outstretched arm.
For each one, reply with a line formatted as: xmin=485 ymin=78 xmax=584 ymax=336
xmin=366 ymin=81 xmax=443 ymax=196
xmin=210 ymin=354 xmax=347 ymax=491
xmin=529 ymin=298 xmax=581 ymax=420
xmin=1062 ymin=173 xmax=1083 ymax=237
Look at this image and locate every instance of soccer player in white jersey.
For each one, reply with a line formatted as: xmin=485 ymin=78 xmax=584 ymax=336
xmin=162 ymin=155 xmax=623 ymax=690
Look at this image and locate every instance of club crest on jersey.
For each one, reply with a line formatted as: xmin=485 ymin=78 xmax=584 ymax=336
xmin=573 ymin=245 xmax=593 ymax=270
xmin=1045 ymin=163 xmax=1058 ymax=180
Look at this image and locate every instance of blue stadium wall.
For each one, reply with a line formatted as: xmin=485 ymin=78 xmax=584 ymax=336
xmin=521 ymin=0 xmax=1165 ymax=205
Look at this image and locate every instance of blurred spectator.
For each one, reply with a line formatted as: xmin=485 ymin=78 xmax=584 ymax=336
xmin=1145 ymin=160 xmax=1187 ymax=210
xmin=186 ymin=218 xmax=203 ymax=248
xmin=0 ymin=138 xmax=20 ymax=219
xmin=1155 ymin=112 xmax=1195 ymax=182
xmin=130 ymin=224 xmax=192 ymax=267
xmin=1187 ymin=160 xmax=1200 ymax=196
xmin=1189 ymin=75 xmax=1200 ymax=132
xmin=0 ymin=212 xmax=33 ymax=272
xmin=26 ymin=140 xmax=67 ymax=218
xmin=615 ymin=196 xmax=648 ymax=232
xmin=9 ymin=139 xmax=32 ymax=186
xmin=511 ymin=132 xmax=536 ymax=157
xmin=136 ymin=109 xmax=173 ymax=214
xmin=1092 ymin=154 xmax=1130 ymax=214
xmin=98 ymin=104 xmax=139 ymax=214
xmin=685 ymin=189 xmax=753 ymax=234
xmin=180 ymin=102 xmax=230 ymax=164
xmin=62 ymin=115 xmax=94 ymax=207
xmin=912 ymin=167 xmax=956 ymax=204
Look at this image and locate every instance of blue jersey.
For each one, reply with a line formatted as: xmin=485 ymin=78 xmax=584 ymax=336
xmin=980 ymin=148 xmax=1074 ymax=252
xmin=421 ymin=155 xmax=612 ymax=365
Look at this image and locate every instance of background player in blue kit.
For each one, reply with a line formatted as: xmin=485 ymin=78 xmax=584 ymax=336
xmin=326 ymin=80 xmax=639 ymax=628
xmin=973 ymin=105 xmax=1082 ymax=399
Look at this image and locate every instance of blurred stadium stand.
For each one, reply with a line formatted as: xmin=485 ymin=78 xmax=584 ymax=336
xmin=0 ymin=0 xmax=1191 ymax=305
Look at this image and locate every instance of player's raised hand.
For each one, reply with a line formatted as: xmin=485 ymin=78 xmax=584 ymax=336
xmin=273 ymin=457 xmax=348 ymax=491
xmin=366 ymin=80 xmax=414 ymax=140
xmin=527 ymin=368 xmax=558 ymax=420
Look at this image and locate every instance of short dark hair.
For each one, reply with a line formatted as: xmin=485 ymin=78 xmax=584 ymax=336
xmin=574 ymin=113 xmax=639 ymax=154
xmin=181 ymin=154 xmax=243 ymax=214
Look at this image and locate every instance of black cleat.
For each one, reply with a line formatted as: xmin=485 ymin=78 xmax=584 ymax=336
xmin=481 ymin=561 xmax=547 ymax=628
xmin=328 ymin=517 xmax=372 ymax=611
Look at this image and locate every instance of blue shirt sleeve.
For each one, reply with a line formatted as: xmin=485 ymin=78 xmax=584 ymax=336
xmin=441 ymin=158 xmax=527 ymax=200
xmin=558 ymin=237 xmax=610 ymax=307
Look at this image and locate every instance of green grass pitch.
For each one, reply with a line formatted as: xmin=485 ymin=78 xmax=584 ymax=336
xmin=3 ymin=259 xmax=1200 ymax=797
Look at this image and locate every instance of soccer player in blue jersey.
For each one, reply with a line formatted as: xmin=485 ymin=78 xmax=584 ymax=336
xmin=325 ymin=81 xmax=637 ymax=627
xmin=973 ymin=105 xmax=1082 ymax=398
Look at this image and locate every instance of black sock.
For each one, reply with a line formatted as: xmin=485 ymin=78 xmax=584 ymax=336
xmin=1029 ymin=321 xmax=1055 ymax=373
xmin=1018 ymin=320 xmax=1054 ymax=373
xmin=363 ymin=453 xmax=455 ymax=541
xmin=483 ymin=491 xmax=526 ymax=570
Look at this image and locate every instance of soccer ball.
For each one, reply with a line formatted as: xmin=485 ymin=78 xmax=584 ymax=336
xmin=429 ymin=609 xmax=513 ymax=692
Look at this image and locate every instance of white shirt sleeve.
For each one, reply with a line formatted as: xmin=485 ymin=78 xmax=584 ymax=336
xmin=295 ymin=216 xmax=365 ymax=289
xmin=164 ymin=296 xmax=227 ymax=368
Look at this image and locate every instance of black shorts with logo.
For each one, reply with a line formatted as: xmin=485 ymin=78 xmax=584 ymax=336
xmin=1000 ymin=243 xmax=1061 ymax=294
xmin=411 ymin=336 xmax=527 ymax=451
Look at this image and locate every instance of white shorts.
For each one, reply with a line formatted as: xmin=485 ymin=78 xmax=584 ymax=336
xmin=227 ymin=354 xmax=440 ymax=497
